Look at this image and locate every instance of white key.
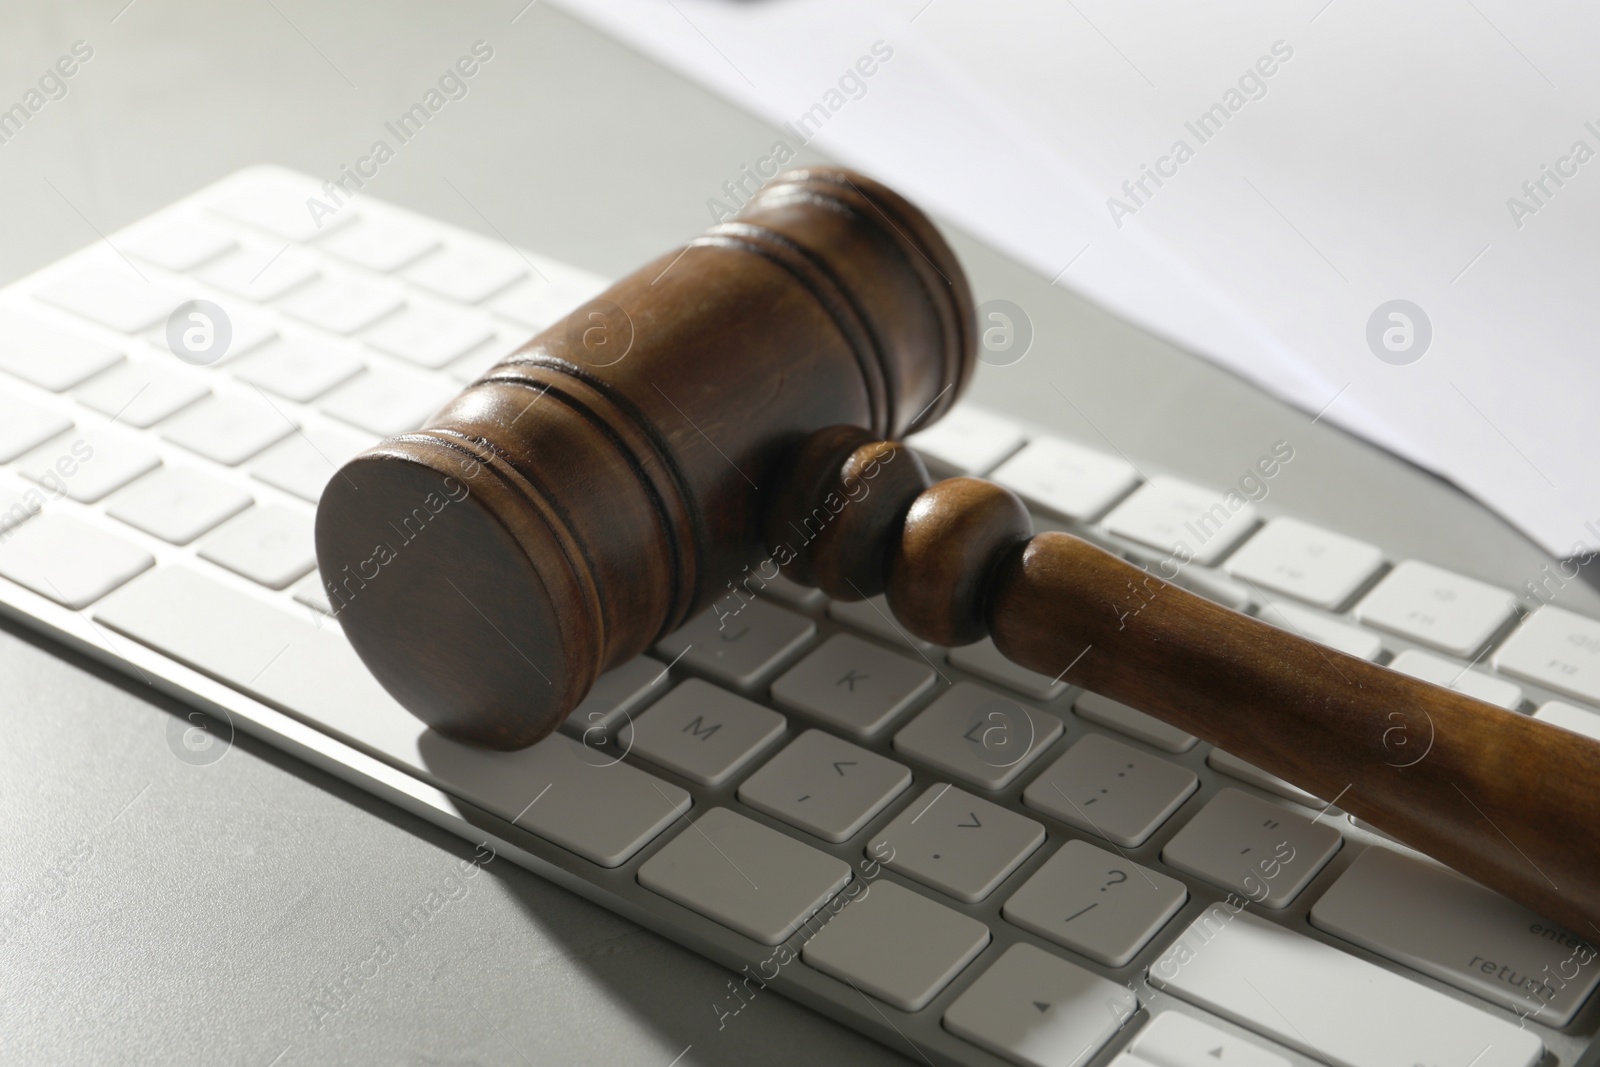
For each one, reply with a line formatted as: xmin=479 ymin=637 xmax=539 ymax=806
xmin=1253 ymin=599 xmax=1383 ymax=661
xmin=1149 ymin=909 xmax=1542 ymax=1067
xmin=290 ymin=571 xmax=333 ymax=616
xmin=318 ymin=368 xmax=456 ymax=436
xmin=490 ymin=278 xmax=586 ymax=330
xmin=0 ymin=310 xmax=122 ymax=390
xmin=1003 ymin=839 xmax=1187 ymax=966
xmin=248 ymin=421 xmax=376 ymax=502
xmin=1102 ymin=475 xmax=1259 ymax=567
xmin=636 ymin=807 xmax=851 ymax=945
xmin=0 ymin=479 xmax=42 ymax=534
xmin=738 ymin=730 xmax=911 ymax=842
xmin=445 ymin=332 xmax=522 ymax=384
xmin=0 ymin=514 xmax=152 ymax=608
xmin=756 ymin=573 xmax=825 ymax=610
xmin=279 ymin=276 xmax=404 ymax=335
xmin=73 ymin=361 xmax=209 ymax=428
xmin=364 ymin=305 xmax=493 ymax=369
xmin=948 ymin=637 xmax=1067 ymax=701
xmin=869 ymin=784 xmax=1045 ymax=903
xmin=1495 ymin=605 xmax=1600 ymax=706
xmin=0 ymin=393 xmax=71 ymax=462
xmin=1206 ymin=750 xmax=1325 ymax=808
xmin=1074 ymin=689 xmax=1198 ymax=753
xmin=176 ymin=308 xmax=278 ymax=363
xmin=827 ymin=593 xmax=935 ymax=651
xmin=990 ymin=435 xmax=1140 ymax=522
xmin=893 ymin=682 xmax=1062 ymax=791
xmin=229 ymin=338 xmax=364 ymax=402
xmin=1167 ymin=564 xmax=1252 ymax=612
xmin=1533 ymin=699 xmax=1600 ymax=741
xmin=404 ymin=246 xmax=526 ymax=303
xmin=129 ymin=221 xmax=236 ymax=271
xmin=1355 ymin=560 xmax=1516 ymax=657
xmin=106 ymin=467 xmax=252 ymax=544
xmin=161 ymin=395 xmax=295 ymax=465
xmin=1387 ymin=648 xmax=1523 ymax=709
xmin=944 ymin=943 xmax=1138 ymax=1067
xmin=198 ymin=246 xmax=320 ymax=301
xmin=211 ymin=189 xmax=355 ymax=242
xmin=558 ymin=655 xmax=668 ymax=745
xmin=320 ymin=218 xmax=439 ymax=272
xmin=1224 ymin=517 xmax=1384 ymax=610
xmin=18 ymin=429 xmax=159 ymax=503
xmin=1023 ymin=733 xmax=1197 ymax=847
xmin=35 ymin=266 xmax=183 ymax=333
xmin=618 ymin=678 xmax=785 ymax=787
xmin=654 ymin=599 xmax=815 ymax=691
xmin=1311 ymin=846 xmax=1600 ymax=1026
xmin=197 ymin=504 xmax=316 ymax=589
xmin=1130 ymin=1012 xmax=1291 ymax=1067
xmin=770 ymin=634 xmax=935 ymax=739
xmin=1161 ymin=789 xmax=1340 ymax=907
xmin=904 ymin=405 xmax=1024 ymax=475
xmin=802 ymin=880 xmax=989 ymax=1011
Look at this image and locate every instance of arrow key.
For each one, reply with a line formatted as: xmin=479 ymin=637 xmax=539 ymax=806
xmin=738 ymin=730 xmax=910 ymax=842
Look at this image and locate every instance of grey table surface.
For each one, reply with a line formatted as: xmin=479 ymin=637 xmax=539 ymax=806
xmin=1 ymin=3 xmax=1593 ymax=1065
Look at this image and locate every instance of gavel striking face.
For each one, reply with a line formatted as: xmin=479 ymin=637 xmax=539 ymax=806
xmin=315 ymin=167 xmax=1600 ymax=936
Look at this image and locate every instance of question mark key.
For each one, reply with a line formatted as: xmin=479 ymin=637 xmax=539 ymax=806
xmin=1002 ymin=839 xmax=1187 ymax=966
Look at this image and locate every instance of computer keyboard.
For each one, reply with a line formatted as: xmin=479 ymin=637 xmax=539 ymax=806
xmin=0 ymin=166 xmax=1596 ymax=1067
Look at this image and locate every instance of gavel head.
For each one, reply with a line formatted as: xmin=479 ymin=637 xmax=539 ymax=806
xmin=314 ymin=168 xmax=976 ymax=749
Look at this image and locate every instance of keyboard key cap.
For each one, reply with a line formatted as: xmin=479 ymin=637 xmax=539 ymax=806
xmin=445 ymin=332 xmax=523 ymax=384
xmin=1073 ymin=689 xmax=1197 ymax=753
xmin=320 ymin=218 xmax=439 ymax=272
xmin=827 ymin=593 xmax=936 ymax=652
xmin=198 ymin=245 xmax=320 ymax=301
xmin=756 ymin=573 xmax=825 ymax=610
xmin=802 ymin=880 xmax=989 ymax=1011
xmin=290 ymin=571 xmax=333 ymax=616
xmin=905 ymin=405 xmax=1025 ymax=475
xmin=1387 ymin=648 xmax=1523 ymax=709
xmin=944 ymin=943 xmax=1138 ymax=1067
xmin=1149 ymin=909 xmax=1542 ymax=1067
xmin=129 ymin=221 xmax=236 ymax=271
xmin=619 ymin=678 xmax=785 ymax=787
xmin=364 ymin=305 xmax=493 ymax=369
xmin=161 ymin=394 xmax=295 ymax=465
xmin=0 ymin=310 xmax=122 ymax=391
xmin=211 ymin=189 xmax=354 ymax=241
xmin=990 ymin=435 xmax=1140 ymax=522
xmin=1355 ymin=560 xmax=1516 ymax=657
xmin=1310 ymin=846 xmax=1600 ymax=1026
xmin=0 ymin=514 xmax=153 ymax=608
xmin=1224 ymin=517 xmax=1384 ymax=610
xmin=0 ymin=393 xmax=71 ymax=462
xmin=106 ymin=467 xmax=252 ymax=544
xmin=770 ymin=633 xmax=935 ymax=739
xmin=1161 ymin=788 xmax=1340 ymax=907
xmin=248 ymin=420 xmax=375 ymax=502
xmin=18 ymin=429 xmax=159 ymax=503
xmin=1494 ymin=605 xmax=1600 ymax=706
xmin=35 ymin=266 xmax=183 ymax=333
xmin=1533 ymin=699 xmax=1600 ymax=741
xmin=893 ymin=682 xmax=1061 ymax=790
xmin=279 ymin=276 xmax=403 ymax=334
xmin=654 ymin=599 xmax=815 ymax=691
xmin=229 ymin=338 xmax=364 ymax=402
xmin=1129 ymin=1013 xmax=1290 ymax=1067
xmin=1003 ymin=839 xmax=1186 ymax=966
xmin=0 ymin=479 xmax=42 ymax=533
xmin=738 ymin=730 xmax=911 ymax=842
xmin=1165 ymin=564 xmax=1252 ymax=612
xmin=1206 ymin=750 xmax=1325 ymax=808
xmin=948 ymin=637 xmax=1066 ymax=701
xmin=869 ymin=784 xmax=1044 ymax=903
xmin=73 ymin=361 xmax=209 ymax=428
xmin=637 ymin=807 xmax=851 ymax=945
xmin=489 ymin=278 xmax=585 ymax=330
xmin=557 ymin=655 xmax=669 ymax=745
xmin=1253 ymin=599 xmax=1383 ymax=661
xmin=404 ymin=245 xmax=526 ymax=303
xmin=318 ymin=367 xmax=456 ymax=436
xmin=1023 ymin=733 xmax=1197 ymax=847
xmin=1102 ymin=475 xmax=1259 ymax=567
xmin=197 ymin=503 xmax=315 ymax=589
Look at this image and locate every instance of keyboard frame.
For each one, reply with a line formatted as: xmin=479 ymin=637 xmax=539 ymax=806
xmin=1 ymin=167 xmax=1594 ymax=1067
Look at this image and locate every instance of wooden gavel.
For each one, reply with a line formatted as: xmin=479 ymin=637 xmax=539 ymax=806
xmin=315 ymin=167 xmax=1600 ymax=936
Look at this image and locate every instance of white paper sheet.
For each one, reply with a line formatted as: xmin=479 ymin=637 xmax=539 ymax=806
xmin=554 ymin=0 xmax=1600 ymax=558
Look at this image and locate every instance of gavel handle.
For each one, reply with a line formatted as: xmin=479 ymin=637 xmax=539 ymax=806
xmin=773 ymin=430 xmax=1600 ymax=935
